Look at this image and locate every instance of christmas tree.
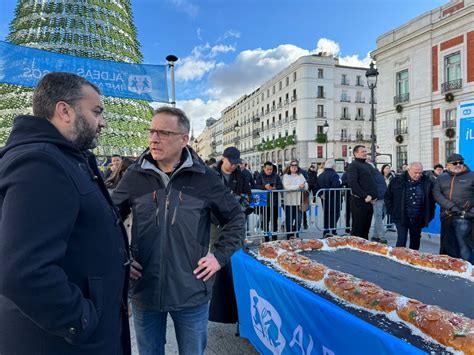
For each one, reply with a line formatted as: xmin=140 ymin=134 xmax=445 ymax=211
xmin=0 ymin=0 xmax=154 ymax=156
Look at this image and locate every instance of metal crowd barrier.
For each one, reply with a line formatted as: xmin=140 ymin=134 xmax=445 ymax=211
xmin=245 ymin=188 xmax=396 ymax=242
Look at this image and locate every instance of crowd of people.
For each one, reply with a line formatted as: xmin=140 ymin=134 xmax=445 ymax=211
xmin=0 ymin=72 xmax=472 ymax=355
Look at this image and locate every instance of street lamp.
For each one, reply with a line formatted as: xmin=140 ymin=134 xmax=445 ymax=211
xmin=234 ymin=122 xmax=240 ymax=148
xmin=323 ymin=120 xmax=329 ymax=160
xmin=366 ymin=61 xmax=379 ymax=163
xmin=166 ymin=54 xmax=178 ymax=107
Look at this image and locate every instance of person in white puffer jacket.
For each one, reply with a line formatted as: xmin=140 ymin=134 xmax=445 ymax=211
xmin=282 ymin=160 xmax=308 ymax=239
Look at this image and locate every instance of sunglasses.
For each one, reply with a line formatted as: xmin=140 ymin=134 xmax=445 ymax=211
xmin=450 ymin=161 xmax=464 ymax=166
xmin=290 ymin=164 xmax=298 ymax=167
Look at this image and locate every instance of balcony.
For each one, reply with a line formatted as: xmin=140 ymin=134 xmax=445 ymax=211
xmin=315 ymin=133 xmax=327 ymax=143
xmin=354 ymin=97 xmax=365 ymax=103
xmin=393 ymin=93 xmax=410 ymax=105
xmin=341 ymin=80 xmax=349 ymax=85
xmin=317 ymin=93 xmax=326 ymax=99
xmin=284 ymin=99 xmax=289 ymax=105
xmin=290 ymin=114 xmax=297 ymax=121
xmin=340 ymin=96 xmax=351 ymax=103
xmin=441 ymin=79 xmax=462 ymax=93
xmin=291 ymin=95 xmax=297 ymax=102
xmin=355 ymin=82 xmax=364 ymax=87
xmin=265 ymin=109 xmax=269 ymax=115
xmin=284 ymin=117 xmax=289 ymax=123
xmin=355 ymin=114 xmax=365 ymax=121
xmin=340 ymin=135 xmax=351 ymax=142
xmin=340 ymin=114 xmax=351 ymax=120
xmin=271 ymin=106 xmax=276 ymax=112
xmin=442 ymin=120 xmax=456 ymax=128
xmin=271 ymin=122 xmax=276 ymax=128
xmin=394 ymin=127 xmax=408 ymax=135
xmin=277 ymin=102 xmax=282 ymax=109
xmin=316 ymin=111 xmax=327 ymax=118
xmin=252 ymin=116 xmax=260 ymax=123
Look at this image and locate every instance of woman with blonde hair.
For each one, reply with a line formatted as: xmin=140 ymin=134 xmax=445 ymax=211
xmin=282 ymin=160 xmax=308 ymax=239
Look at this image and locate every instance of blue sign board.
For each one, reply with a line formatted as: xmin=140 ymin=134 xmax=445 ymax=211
xmin=458 ymin=100 xmax=474 ymax=169
xmin=232 ymin=251 xmax=424 ymax=355
xmin=0 ymin=41 xmax=169 ymax=102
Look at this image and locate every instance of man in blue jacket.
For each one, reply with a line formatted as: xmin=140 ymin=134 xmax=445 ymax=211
xmin=112 ymin=107 xmax=245 ymax=355
xmin=316 ymin=159 xmax=342 ymax=236
xmin=0 ymin=72 xmax=131 ymax=354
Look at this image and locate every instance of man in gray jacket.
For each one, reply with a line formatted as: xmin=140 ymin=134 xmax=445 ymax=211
xmin=433 ymin=153 xmax=474 ymax=263
xmin=112 ymin=107 xmax=244 ymax=355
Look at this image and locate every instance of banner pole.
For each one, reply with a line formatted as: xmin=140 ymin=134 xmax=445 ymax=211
xmin=166 ymin=54 xmax=178 ymax=107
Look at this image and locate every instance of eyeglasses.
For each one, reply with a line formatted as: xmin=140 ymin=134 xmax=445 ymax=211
xmin=147 ymin=128 xmax=184 ymax=140
xmin=450 ymin=161 xmax=464 ymax=166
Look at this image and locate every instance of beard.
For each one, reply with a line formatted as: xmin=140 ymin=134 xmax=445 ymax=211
xmin=71 ymin=109 xmax=100 ymax=150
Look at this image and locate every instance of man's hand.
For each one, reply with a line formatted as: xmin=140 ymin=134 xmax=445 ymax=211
xmin=193 ymin=252 xmax=221 ymax=281
xmin=264 ymin=184 xmax=274 ymax=190
xmin=364 ymin=195 xmax=372 ymax=203
xmin=130 ymin=260 xmax=143 ymax=280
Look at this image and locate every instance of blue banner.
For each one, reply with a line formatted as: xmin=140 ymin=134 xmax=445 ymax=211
xmin=458 ymin=100 xmax=474 ymax=169
xmin=0 ymin=41 xmax=168 ymax=102
xmin=251 ymin=190 xmax=268 ymax=207
xmin=232 ymin=250 xmax=424 ymax=355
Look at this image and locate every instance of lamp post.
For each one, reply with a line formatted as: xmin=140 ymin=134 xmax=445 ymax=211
xmin=234 ymin=122 xmax=240 ymax=149
xmin=166 ymin=54 xmax=178 ymax=107
xmin=366 ymin=61 xmax=379 ymax=163
xmin=323 ymin=120 xmax=329 ymax=160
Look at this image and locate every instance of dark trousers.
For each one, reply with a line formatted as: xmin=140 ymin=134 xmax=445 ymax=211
xmin=395 ymin=216 xmax=422 ymax=250
xmin=323 ymin=200 xmax=341 ymax=236
xmin=350 ymin=196 xmax=373 ymax=239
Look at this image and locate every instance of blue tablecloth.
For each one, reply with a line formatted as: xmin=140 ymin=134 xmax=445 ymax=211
xmin=232 ymin=250 xmax=424 ymax=355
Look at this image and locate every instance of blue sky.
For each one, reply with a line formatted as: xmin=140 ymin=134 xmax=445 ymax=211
xmin=0 ymin=0 xmax=447 ymax=133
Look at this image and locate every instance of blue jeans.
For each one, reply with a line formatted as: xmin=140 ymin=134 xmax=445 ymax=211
xmin=451 ymin=218 xmax=474 ymax=263
xmin=133 ymin=302 xmax=209 ymax=355
xmin=395 ymin=216 xmax=422 ymax=250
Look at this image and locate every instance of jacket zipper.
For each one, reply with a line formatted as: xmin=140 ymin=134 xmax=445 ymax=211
xmin=159 ymin=182 xmax=173 ymax=311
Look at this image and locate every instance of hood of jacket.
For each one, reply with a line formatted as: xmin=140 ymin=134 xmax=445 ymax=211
xmin=0 ymin=115 xmax=83 ymax=159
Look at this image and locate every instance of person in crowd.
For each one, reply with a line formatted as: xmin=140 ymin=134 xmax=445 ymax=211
xmin=372 ymin=166 xmax=388 ymax=243
xmin=307 ymin=163 xmax=319 ymax=197
xmin=255 ymin=161 xmax=283 ymax=241
xmin=432 ymin=163 xmax=444 ymax=179
xmin=105 ymin=157 xmax=134 ymax=192
xmin=112 ymin=107 xmax=245 ymax=355
xmin=340 ymin=162 xmax=352 ymax=234
xmin=346 ymin=145 xmax=378 ymax=239
xmin=0 ymin=72 xmax=131 ymax=354
xmin=282 ymin=160 xmax=308 ymax=239
xmin=240 ymin=160 xmax=255 ymax=189
xmin=317 ymin=162 xmax=325 ymax=176
xmin=209 ymin=147 xmax=251 ymax=325
xmin=296 ymin=160 xmax=309 ymax=229
xmin=206 ymin=157 xmax=216 ymax=167
xmin=433 ymin=154 xmax=474 ymax=263
xmin=385 ymin=162 xmax=435 ymax=250
xmin=105 ymin=153 xmax=122 ymax=179
xmin=316 ymin=159 xmax=342 ymax=237
xmin=253 ymin=169 xmax=261 ymax=186
xmin=381 ymin=164 xmax=396 ymax=231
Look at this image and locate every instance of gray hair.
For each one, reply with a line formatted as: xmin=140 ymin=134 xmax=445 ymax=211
xmin=153 ymin=106 xmax=190 ymax=134
xmin=408 ymin=161 xmax=423 ymax=170
xmin=32 ymin=72 xmax=100 ymax=120
xmin=324 ymin=159 xmax=336 ymax=169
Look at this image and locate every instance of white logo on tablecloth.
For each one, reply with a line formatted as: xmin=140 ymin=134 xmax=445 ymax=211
xmin=128 ymin=75 xmax=152 ymax=94
xmin=250 ymin=289 xmax=286 ymax=354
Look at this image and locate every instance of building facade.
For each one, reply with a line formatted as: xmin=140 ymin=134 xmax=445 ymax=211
xmin=218 ymin=54 xmax=374 ymax=171
xmin=372 ymin=0 xmax=474 ymax=171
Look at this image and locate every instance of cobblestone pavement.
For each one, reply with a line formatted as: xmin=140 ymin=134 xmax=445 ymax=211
xmin=130 ymin=229 xmax=441 ymax=354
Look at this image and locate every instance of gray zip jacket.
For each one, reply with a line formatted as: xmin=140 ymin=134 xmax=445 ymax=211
xmin=112 ymin=146 xmax=245 ymax=311
xmin=433 ymin=166 xmax=474 ymax=216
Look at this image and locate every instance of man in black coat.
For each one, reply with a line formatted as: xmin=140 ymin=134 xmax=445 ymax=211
xmin=255 ymin=161 xmax=283 ymax=241
xmin=0 ymin=72 xmax=130 ymax=355
xmin=316 ymin=159 xmax=342 ymax=236
xmin=346 ymin=145 xmax=378 ymax=239
xmin=385 ymin=162 xmax=435 ymax=250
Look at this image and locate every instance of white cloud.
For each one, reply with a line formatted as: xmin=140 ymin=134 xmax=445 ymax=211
xmin=210 ymin=44 xmax=235 ymax=57
xmin=315 ymin=38 xmax=340 ymax=57
xmin=196 ymin=27 xmax=202 ymax=40
xmin=339 ymin=52 xmax=372 ymax=68
xmin=176 ymin=57 xmax=215 ymax=81
xmin=167 ymin=0 xmax=198 ymax=18
xmin=217 ymin=30 xmax=241 ymax=42
xmin=175 ymin=97 xmax=235 ymax=135
xmin=208 ymin=44 xmax=309 ymax=99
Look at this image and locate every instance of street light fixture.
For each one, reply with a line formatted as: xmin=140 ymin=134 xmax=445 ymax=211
xmin=366 ymin=61 xmax=379 ymax=163
xmin=323 ymin=120 xmax=329 ymax=160
xmin=234 ymin=122 xmax=240 ymax=148
xmin=166 ymin=54 xmax=178 ymax=107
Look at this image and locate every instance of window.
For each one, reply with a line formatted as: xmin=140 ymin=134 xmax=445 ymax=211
xmin=395 ymin=118 xmax=407 ymax=134
xmin=317 ymin=146 xmax=323 ymax=158
xmin=396 ymin=69 xmax=409 ymax=96
xmin=318 ymin=69 xmax=324 ymax=79
xmin=342 ymin=107 xmax=349 ymax=119
xmin=279 ymin=81 xmax=282 ymax=90
xmin=317 ymin=125 xmax=324 ymax=134
xmin=341 ymin=129 xmax=347 ymax=139
xmin=292 ymin=89 xmax=297 ymax=101
xmin=445 ymin=52 xmax=461 ymax=82
xmin=356 ymin=75 xmax=363 ymax=86
xmin=267 ymin=89 xmax=270 ymax=98
xmin=356 ymin=108 xmax=363 ymax=119
xmin=445 ymin=141 xmax=455 ymax=159
xmin=444 ymin=109 xmax=456 ymax=128
xmin=261 ymin=93 xmax=264 ymax=101
xmin=286 ymin=77 xmax=289 ymax=86
xmin=272 ymin=85 xmax=275 ymax=94
xmin=342 ymin=145 xmax=347 ymax=157
xmin=341 ymin=74 xmax=348 ymax=85
xmin=293 ymin=72 xmax=297 ymax=82
xmin=341 ymin=90 xmax=349 ymax=102
xmin=317 ymin=104 xmax=324 ymax=117
xmin=396 ymin=145 xmax=408 ymax=172
xmin=292 ymin=107 xmax=296 ymax=118
xmin=355 ymin=91 xmax=363 ymax=103
xmin=317 ymin=86 xmax=324 ymax=98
